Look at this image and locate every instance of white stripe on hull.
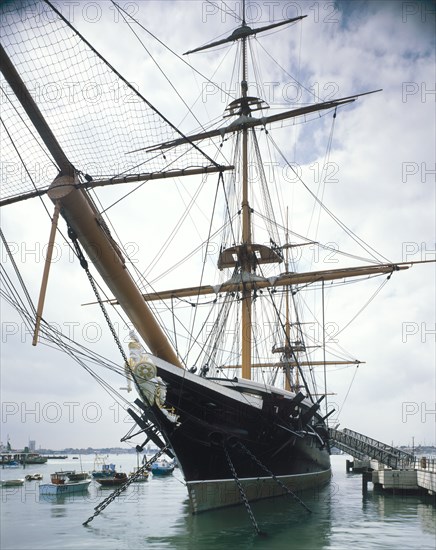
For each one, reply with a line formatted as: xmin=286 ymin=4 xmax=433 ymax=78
xmin=187 ymin=468 xmax=332 ymax=513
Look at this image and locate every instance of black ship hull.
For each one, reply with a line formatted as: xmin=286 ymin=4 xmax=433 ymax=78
xmin=131 ymin=356 xmax=331 ymax=512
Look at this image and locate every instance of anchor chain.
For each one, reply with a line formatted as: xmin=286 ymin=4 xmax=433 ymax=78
xmin=83 ymin=445 xmax=170 ymax=526
xmin=223 ymin=445 xmax=265 ymax=537
xmin=68 ymin=225 xmax=129 ymax=367
xmin=236 ymin=441 xmax=311 ymax=513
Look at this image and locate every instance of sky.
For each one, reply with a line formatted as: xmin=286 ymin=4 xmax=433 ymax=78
xmin=0 ymin=0 xmax=435 ymax=451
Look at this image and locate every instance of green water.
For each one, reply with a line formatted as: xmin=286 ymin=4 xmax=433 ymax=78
xmin=1 ymin=455 xmax=434 ymax=549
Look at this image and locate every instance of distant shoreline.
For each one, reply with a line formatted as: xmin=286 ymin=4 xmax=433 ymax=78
xmin=1 ymin=447 xmax=160 ymax=456
xmin=3 ymin=445 xmax=435 ymax=456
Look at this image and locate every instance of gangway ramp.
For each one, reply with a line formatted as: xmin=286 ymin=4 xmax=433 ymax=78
xmin=329 ymin=427 xmax=415 ymax=469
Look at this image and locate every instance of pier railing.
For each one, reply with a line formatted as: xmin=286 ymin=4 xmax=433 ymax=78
xmin=412 ymin=456 xmax=436 ymax=472
xmin=329 ymin=427 xmax=415 ymax=470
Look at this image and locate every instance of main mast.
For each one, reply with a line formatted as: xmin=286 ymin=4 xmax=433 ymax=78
xmin=223 ymin=5 xmax=304 ymax=380
xmin=161 ymin=9 xmax=382 ymax=383
xmin=240 ymin=0 xmax=252 ymax=379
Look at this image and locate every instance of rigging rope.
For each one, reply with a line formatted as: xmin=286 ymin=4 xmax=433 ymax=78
xmin=206 ymin=0 xmax=243 ymax=23
xmin=0 ymin=88 xmax=57 ymax=169
xmin=307 ymin=108 xmax=337 ymax=240
xmin=184 ymin=172 xmax=222 ymax=365
xmin=221 ymin=153 xmax=240 ymax=248
xmin=0 ymin=228 xmax=36 ymax=317
xmin=266 ymin=288 xmax=314 ymax=400
xmin=67 ymin=225 xmax=129 ymax=371
xmin=112 ymin=0 xmax=237 ymax=101
xmin=111 ymin=0 xmax=205 ymax=132
xmin=334 ymin=276 xmax=390 ymax=338
xmin=255 ymin=37 xmax=323 ymax=103
xmin=336 ymin=364 xmax=360 ymax=419
xmin=251 ymin=129 xmax=281 ymax=245
xmin=42 ymin=0 xmax=220 ymax=171
xmin=0 ymin=260 xmax=134 ymax=410
xmin=267 ymin=133 xmax=391 ymax=264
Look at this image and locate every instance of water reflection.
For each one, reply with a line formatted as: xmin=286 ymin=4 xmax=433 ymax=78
xmin=163 ymin=483 xmax=333 ymax=550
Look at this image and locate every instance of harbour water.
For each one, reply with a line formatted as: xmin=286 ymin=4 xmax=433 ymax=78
xmin=1 ymin=454 xmax=434 ymax=549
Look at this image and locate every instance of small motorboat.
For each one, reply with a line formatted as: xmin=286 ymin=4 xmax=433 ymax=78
xmin=150 ymin=459 xmax=175 ymax=476
xmin=25 ymin=473 xmax=43 ymax=481
xmin=129 ymin=453 xmax=149 ymax=482
xmin=66 ymin=455 xmax=89 ymax=481
xmin=95 ymin=472 xmax=128 ymax=487
xmin=53 ymin=470 xmax=75 ymax=477
xmin=129 ymin=467 xmax=149 ymax=482
xmin=67 ymin=471 xmax=89 ymax=482
xmin=39 ymin=472 xmax=91 ymax=495
xmin=2 ymin=460 xmax=20 ymax=468
xmin=0 ymin=479 xmax=25 ymax=487
xmin=91 ymin=462 xmax=117 ymax=479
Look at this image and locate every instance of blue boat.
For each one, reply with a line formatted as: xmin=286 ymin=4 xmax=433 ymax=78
xmin=151 ymin=459 xmax=175 ymax=476
xmin=2 ymin=461 xmax=20 ymax=468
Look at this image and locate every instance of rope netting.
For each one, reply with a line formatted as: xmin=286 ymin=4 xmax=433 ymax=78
xmin=0 ymin=0 xmax=217 ymax=203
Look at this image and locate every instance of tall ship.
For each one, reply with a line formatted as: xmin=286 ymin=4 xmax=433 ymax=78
xmin=1 ymin=1 xmax=433 ymax=516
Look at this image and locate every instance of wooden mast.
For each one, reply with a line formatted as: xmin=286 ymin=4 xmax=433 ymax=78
xmin=284 ymin=214 xmax=292 ymax=391
xmin=240 ymin=0 xmax=252 ymax=380
xmin=32 ymin=201 xmax=61 ymax=346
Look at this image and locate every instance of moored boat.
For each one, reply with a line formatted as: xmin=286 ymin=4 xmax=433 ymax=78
xmin=39 ymin=472 xmax=91 ymax=495
xmin=150 ymin=459 xmax=175 ymax=477
xmin=0 ymin=479 xmax=24 ymax=487
xmin=25 ymin=473 xmax=43 ymax=481
xmin=91 ymin=463 xmax=117 ymax=479
xmin=19 ymin=453 xmax=48 ymax=465
xmin=95 ymin=473 xmax=128 ymax=487
xmin=129 ymin=453 xmax=149 ymax=482
xmin=129 ymin=467 xmax=149 ymax=482
xmin=1 ymin=460 xmax=20 ymax=469
xmin=67 ymin=471 xmax=90 ymax=482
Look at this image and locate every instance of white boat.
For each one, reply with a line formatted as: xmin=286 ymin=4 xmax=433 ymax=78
xmin=39 ymin=472 xmax=91 ymax=495
xmin=0 ymin=479 xmax=24 ymax=487
xmin=25 ymin=473 xmax=43 ymax=481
